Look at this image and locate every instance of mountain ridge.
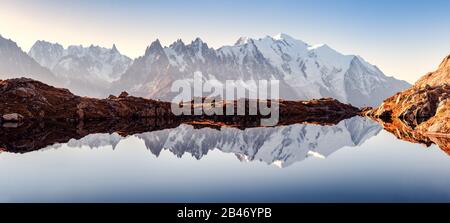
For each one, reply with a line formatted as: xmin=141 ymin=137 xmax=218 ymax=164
xmin=28 ymin=40 xmax=132 ymax=97
xmin=1 ymin=33 xmax=410 ymax=106
xmin=112 ymin=33 xmax=410 ymax=106
xmin=0 ymin=35 xmax=62 ymax=87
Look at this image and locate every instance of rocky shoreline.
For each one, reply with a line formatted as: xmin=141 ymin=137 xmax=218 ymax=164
xmin=361 ymin=55 xmax=450 ymax=152
xmin=0 ymin=77 xmax=363 ymax=153
xmin=364 ymin=55 xmax=450 ymax=135
xmin=0 ymin=78 xmax=173 ymax=122
xmin=0 ymin=77 xmax=360 ymax=125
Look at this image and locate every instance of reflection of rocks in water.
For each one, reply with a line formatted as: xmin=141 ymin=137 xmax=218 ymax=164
xmin=363 ymin=54 xmax=450 ymax=154
xmin=0 ymin=78 xmax=363 ymax=157
xmin=369 ymin=117 xmax=450 ymax=154
xmin=428 ymin=136 xmax=450 ymax=155
xmin=0 ymin=111 xmax=360 ymax=154
xmin=0 ymin=118 xmax=182 ymax=153
xmin=2 ymin=116 xmax=380 ymax=168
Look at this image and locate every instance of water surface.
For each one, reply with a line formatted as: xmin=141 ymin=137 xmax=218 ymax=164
xmin=0 ymin=117 xmax=449 ymax=202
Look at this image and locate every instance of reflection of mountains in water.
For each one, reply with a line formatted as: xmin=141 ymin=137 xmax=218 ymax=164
xmin=56 ymin=116 xmax=381 ymax=168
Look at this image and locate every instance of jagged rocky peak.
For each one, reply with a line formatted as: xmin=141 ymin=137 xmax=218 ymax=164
xmin=189 ymin=37 xmax=211 ymax=50
xmin=27 ymin=39 xmax=133 ymax=97
xmin=86 ymin=44 xmax=104 ymax=55
xmin=111 ymin=43 xmax=118 ymax=52
xmin=192 ymin=37 xmax=204 ymax=45
xmin=85 ymin=44 xmax=116 ymax=55
xmin=169 ymin=39 xmax=186 ymax=52
xmin=145 ymin=39 xmax=165 ymax=56
xmin=113 ymin=33 xmax=409 ymax=106
xmin=31 ymin=40 xmax=64 ymax=50
xmin=65 ymin=44 xmax=83 ymax=55
xmin=28 ymin=40 xmax=65 ymax=69
xmin=31 ymin=41 xmax=130 ymax=63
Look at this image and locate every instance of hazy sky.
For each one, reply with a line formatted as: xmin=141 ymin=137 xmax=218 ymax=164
xmin=1 ymin=0 xmax=449 ymax=83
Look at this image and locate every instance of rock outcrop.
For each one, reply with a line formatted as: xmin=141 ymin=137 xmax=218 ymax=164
xmin=367 ymin=84 xmax=449 ymax=130
xmin=366 ymin=54 xmax=450 ymax=137
xmin=0 ymin=78 xmax=172 ymax=122
xmin=0 ymin=78 xmax=361 ymax=125
xmin=415 ymin=55 xmax=450 ymax=88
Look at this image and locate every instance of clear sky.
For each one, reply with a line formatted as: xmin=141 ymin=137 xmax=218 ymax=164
xmin=1 ymin=0 xmax=449 ymax=83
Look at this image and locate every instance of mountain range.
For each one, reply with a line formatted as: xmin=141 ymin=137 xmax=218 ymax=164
xmin=0 ymin=33 xmax=410 ymax=106
xmin=29 ymin=40 xmax=132 ymax=97
xmin=112 ymin=34 xmax=410 ymax=106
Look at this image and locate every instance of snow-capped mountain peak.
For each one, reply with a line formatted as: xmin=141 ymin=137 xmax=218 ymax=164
xmin=28 ymin=40 xmax=65 ymax=68
xmin=273 ymin=33 xmax=295 ymax=41
xmin=145 ymin=39 xmax=164 ymax=56
xmin=169 ymin=39 xmax=187 ymax=53
xmin=192 ymin=37 xmax=203 ymax=44
xmin=234 ymin=37 xmax=251 ymax=46
xmin=28 ymin=40 xmax=132 ymax=97
xmin=189 ymin=37 xmax=208 ymax=52
xmin=113 ymin=33 xmax=409 ymax=106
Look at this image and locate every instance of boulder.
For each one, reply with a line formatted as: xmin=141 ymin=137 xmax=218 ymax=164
xmin=2 ymin=113 xmax=24 ymax=122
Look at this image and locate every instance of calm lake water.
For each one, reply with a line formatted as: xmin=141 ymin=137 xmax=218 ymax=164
xmin=0 ymin=116 xmax=449 ymax=202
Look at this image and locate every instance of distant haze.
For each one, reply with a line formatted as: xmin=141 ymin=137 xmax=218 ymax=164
xmin=0 ymin=0 xmax=449 ymax=83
